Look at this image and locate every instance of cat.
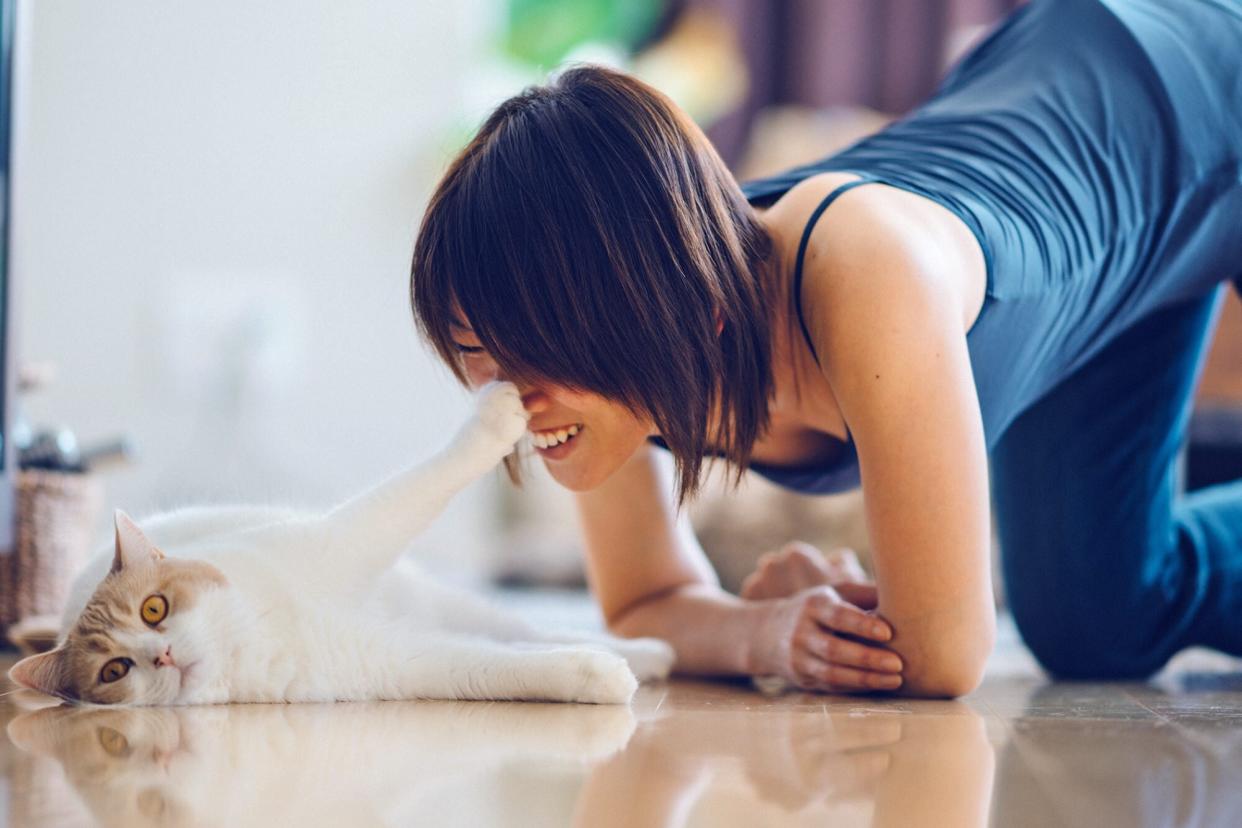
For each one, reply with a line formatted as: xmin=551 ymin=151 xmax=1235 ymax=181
xmin=6 ymin=381 xmax=674 ymax=706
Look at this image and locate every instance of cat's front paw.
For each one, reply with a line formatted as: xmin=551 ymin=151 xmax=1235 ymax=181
xmin=563 ymin=650 xmax=638 ymax=705
xmin=462 ymin=381 xmax=529 ymax=461
xmin=608 ymin=638 xmax=676 ymax=682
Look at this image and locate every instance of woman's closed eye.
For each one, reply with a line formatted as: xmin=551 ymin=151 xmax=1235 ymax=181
xmin=451 ymin=339 xmax=500 ymax=386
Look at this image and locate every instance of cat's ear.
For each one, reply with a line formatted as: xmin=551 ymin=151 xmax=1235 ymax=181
xmin=112 ymin=509 xmax=164 ymax=574
xmin=5 ymin=708 xmax=64 ymax=755
xmin=8 ymin=648 xmax=68 ymax=697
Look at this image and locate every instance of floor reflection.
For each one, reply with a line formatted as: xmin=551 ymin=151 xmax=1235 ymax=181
xmin=589 ymin=687 xmax=995 ymax=827
xmin=989 ymin=684 xmax=1242 ymax=828
xmin=4 ymin=675 xmax=1242 ymax=827
xmin=4 ymin=696 xmax=635 ymax=827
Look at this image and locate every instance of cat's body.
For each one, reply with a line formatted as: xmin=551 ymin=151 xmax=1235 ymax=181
xmin=9 ymin=383 xmax=674 ymax=706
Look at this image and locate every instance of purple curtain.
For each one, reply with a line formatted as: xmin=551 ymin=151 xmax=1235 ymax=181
xmin=701 ymin=0 xmax=1026 ymax=165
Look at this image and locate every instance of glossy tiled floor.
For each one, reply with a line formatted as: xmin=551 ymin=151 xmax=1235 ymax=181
xmin=2 ymin=613 xmax=1241 ymax=827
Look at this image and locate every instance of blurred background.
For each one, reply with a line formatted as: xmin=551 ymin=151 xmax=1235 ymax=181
xmin=4 ymin=0 xmax=1241 ymax=630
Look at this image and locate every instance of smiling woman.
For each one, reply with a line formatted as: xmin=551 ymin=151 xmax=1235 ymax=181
xmin=411 ymin=66 xmax=777 ymax=502
xmin=409 ymin=64 xmax=960 ymax=696
xmin=409 ymin=0 xmax=1242 ymax=699
xmin=444 ymin=321 xmax=653 ymax=491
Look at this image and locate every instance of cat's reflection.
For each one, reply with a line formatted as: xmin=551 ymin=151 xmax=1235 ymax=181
xmin=7 ymin=699 xmax=636 ymax=828
xmin=575 ymin=692 xmax=996 ymax=827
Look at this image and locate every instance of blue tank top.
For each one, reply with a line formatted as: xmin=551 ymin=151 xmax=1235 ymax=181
xmin=653 ymin=0 xmax=1242 ymax=495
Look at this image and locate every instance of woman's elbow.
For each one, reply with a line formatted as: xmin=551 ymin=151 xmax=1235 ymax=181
xmin=604 ymin=583 xmax=687 ymax=638
xmin=897 ymin=615 xmax=995 ymax=698
xmin=908 ymin=658 xmax=988 ymax=698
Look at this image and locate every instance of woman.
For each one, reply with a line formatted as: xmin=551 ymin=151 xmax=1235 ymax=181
xmin=410 ymin=0 xmax=1242 ymax=697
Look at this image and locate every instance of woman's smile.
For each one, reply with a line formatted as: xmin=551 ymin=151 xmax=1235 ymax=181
xmin=530 ymin=423 xmax=584 ymax=459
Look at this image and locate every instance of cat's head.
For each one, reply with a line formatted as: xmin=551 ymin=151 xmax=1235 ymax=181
xmin=8 ymin=510 xmax=230 ymax=706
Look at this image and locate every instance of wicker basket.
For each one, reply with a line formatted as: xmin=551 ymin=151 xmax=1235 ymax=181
xmin=0 ymin=469 xmax=103 ymax=640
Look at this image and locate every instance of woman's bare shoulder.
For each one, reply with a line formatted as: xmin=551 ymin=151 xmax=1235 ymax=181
xmin=763 ymin=171 xmax=986 ymax=338
xmin=756 ymin=171 xmax=865 ymax=236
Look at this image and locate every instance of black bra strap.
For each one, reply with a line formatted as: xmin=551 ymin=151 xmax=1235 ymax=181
xmin=792 ymin=176 xmax=878 ymax=365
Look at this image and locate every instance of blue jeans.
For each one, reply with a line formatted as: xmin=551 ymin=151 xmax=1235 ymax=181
xmin=992 ymin=288 xmax=1242 ymax=679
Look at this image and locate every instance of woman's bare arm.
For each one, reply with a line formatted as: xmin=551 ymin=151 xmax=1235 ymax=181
xmin=802 ymin=186 xmax=997 ymax=697
xmin=575 ymin=445 xmax=760 ymax=676
xmin=578 ymin=446 xmax=903 ymax=689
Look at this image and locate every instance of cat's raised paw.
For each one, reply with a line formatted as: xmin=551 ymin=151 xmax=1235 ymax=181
xmin=465 ymin=382 xmax=530 ymax=459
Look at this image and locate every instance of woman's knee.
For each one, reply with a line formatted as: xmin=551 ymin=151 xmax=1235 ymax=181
xmin=1001 ymin=524 xmax=1208 ymax=680
xmin=1009 ymin=603 xmax=1173 ymax=680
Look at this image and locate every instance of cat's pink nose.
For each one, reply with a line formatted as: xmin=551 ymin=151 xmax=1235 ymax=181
xmin=154 ymin=646 xmax=176 ymax=668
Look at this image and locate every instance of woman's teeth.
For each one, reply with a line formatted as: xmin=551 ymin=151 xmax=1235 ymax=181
xmin=532 ymin=424 xmax=581 ymax=449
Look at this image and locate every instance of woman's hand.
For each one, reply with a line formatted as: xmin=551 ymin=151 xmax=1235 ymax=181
xmin=748 ymin=585 xmax=903 ymax=693
xmin=741 ymin=541 xmax=875 ymax=607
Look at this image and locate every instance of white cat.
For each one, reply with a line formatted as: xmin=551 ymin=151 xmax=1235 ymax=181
xmin=7 ymin=382 xmax=674 ymax=706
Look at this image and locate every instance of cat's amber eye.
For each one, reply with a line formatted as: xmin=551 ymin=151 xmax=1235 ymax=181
xmin=141 ymin=594 xmax=168 ymax=626
xmin=99 ymin=658 xmax=132 ymax=684
xmin=97 ymin=726 xmax=131 ymax=757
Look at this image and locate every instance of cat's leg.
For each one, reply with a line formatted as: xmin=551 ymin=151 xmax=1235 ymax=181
xmin=385 ymin=636 xmax=638 ymax=704
xmin=397 ymin=570 xmax=676 ymax=682
xmin=142 ymin=505 xmax=310 ymax=547
xmin=526 ymin=635 xmax=675 ymax=683
xmin=299 ymin=382 xmax=527 ymax=591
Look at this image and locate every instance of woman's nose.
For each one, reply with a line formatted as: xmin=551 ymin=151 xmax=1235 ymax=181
xmin=465 ymin=357 xmax=501 ymax=387
xmin=464 ymin=359 xmax=547 ymax=413
xmin=521 ymin=388 xmax=550 ymax=415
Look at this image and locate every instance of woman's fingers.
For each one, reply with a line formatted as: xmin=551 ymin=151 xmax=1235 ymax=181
xmin=780 ymin=540 xmax=828 ymax=565
xmin=742 ymin=545 xmax=830 ymax=600
xmin=802 ymin=627 xmax=903 ymax=673
xmin=805 ymin=589 xmax=893 ymax=642
xmin=793 ymin=652 xmax=903 ymax=692
xmin=743 ymin=541 xmax=871 ymax=601
xmin=782 ymin=541 xmax=866 ymax=580
xmin=822 ymin=548 xmax=869 ymax=583
xmin=788 ymin=589 xmax=903 ymax=693
xmin=741 ymin=556 xmax=788 ymax=600
xmin=833 ymin=581 xmax=879 ymax=610
xmin=754 ymin=585 xmax=901 ymax=694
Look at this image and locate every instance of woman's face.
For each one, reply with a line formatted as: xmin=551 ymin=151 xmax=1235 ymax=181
xmin=452 ymin=328 xmax=653 ymax=491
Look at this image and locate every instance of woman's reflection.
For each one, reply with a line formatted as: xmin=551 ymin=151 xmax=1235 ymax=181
xmin=574 ymin=691 xmax=995 ymax=827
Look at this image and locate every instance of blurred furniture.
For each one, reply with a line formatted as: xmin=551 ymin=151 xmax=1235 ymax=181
xmin=702 ymin=0 xmax=1025 ymax=165
xmin=1 ymin=0 xmax=21 ymax=561
xmin=0 ymin=469 xmax=101 ymax=645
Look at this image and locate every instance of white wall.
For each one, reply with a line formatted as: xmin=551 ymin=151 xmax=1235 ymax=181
xmin=12 ymin=0 xmax=506 ymax=576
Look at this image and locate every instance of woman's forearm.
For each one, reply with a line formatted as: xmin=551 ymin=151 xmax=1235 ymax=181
xmin=608 ymin=582 xmax=765 ymax=677
xmin=610 ymin=577 xmax=990 ymax=697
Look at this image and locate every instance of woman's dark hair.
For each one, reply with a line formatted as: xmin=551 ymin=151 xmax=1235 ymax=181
xmin=410 ymin=64 xmax=775 ymax=504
